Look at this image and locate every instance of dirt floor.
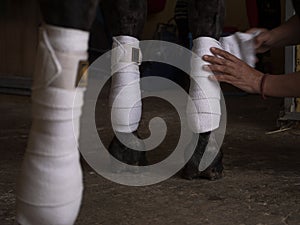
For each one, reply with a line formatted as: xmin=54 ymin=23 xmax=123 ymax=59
xmin=0 ymin=88 xmax=300 ymax=225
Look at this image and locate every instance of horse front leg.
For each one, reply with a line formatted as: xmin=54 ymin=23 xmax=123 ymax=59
xmin=182 ymin=0 xmax=225 ymax=180
xmin=16 ymin=1 xmax=99 ymax=224
xmin=102 ymin=0 xmax=148 ymax=173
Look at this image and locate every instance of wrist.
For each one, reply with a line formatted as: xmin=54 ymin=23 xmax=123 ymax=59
xmin=253 ymin=72 xmax=264 ymax=94
xmin=268 ymin=29 xmax=280 ymax=48
xmin=259 ymin=73 xmax=268 ymax=99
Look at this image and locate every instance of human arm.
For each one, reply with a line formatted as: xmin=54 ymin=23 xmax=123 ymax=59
xmin=248 ymin=15 xmax=300 ymax=53
xmin=203 ymin=47 xmax=300 ymax=97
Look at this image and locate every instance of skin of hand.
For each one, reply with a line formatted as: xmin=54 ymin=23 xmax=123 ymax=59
xmin=247 ymin=15 xmax=300 ymax=54
xmin=246 ymin=28 xmax=274 ymax=54
xmin=203 ymin=47 xmax=264 ymax=94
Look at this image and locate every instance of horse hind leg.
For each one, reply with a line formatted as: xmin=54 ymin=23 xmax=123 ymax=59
xmin=182 ymin=0 xmax=225 ymax=180
xmin=102 ymin=0 xmax=148 ymax=173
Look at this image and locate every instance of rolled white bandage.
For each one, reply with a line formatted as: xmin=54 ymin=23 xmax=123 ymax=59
xmin=220 ymin=32 xmax=257 ymax=67
xmin=17 ymin=25 xmax=88 ymax=225
xmin=109 ymin=36 xmax=142 ymax=133
xmin=187 ymin=37 xmax=222 ymax=133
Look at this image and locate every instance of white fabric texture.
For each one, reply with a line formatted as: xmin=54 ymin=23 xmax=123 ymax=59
xmin=187 ymin=33 xmax=257 ymax=133
xmin=16 ymin=25 xmax=88 ymax=225
xmin=32 ymin=25 xmax=89 ymax=89
xmin=109 ymin=36 xmax=142 ymax=133
xmin=187 ymin=37 xmax=222 ymax=133
xmin=220 ymin=32 xmax=257 ymax=68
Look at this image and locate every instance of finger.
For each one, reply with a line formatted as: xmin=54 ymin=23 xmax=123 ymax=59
xmin=210 ymin=48 xmax=239 ymax=62
xmin=208 ymin=69 xmax=225 ymax=76
xmin=254 ymin=32 xmax=270 ymax=49
xmin=209 ymin=74 xmax=236 ymax=84
xmin=256 ymin=48 xmax=268 ymax=54
xmin=206 ymin=64 xmax=234 ymax=76
xmin=246 ymin=28 xmax=260 ymax=34
xmin=247 ymin=28 xmax=268 ymax=36
xmin=203 ymin=65 xmax=225 ymax=75
xmin=255 ymin=37 xmax=266 ymax=49
xmin=202 ymin=55 xmax=229 ymax=66
xmin=213 ymin=71 xmax=226 ymax=76
xmin=208 ymin=75 xmax=218 ymax=81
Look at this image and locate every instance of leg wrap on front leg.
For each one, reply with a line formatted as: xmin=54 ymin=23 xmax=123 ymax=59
xmin=102 ymin=0 xmax=148 ymax=171
xmin=109 ymin=36 xmax=142 ymax=133
xmin=183 ymin=0 xmax=225 ymax=180
xmin=17 ymin=89 xmax=84 ymax=225
xmin=187 ymin=37 xmax=222 ymax=133
xmin=108 ymin=36 xmax=147 ymax=171
xmin=16 ymin=25 xmax=88 ymax=225
xmin=184 ymin=37 xmax=224 ymax=180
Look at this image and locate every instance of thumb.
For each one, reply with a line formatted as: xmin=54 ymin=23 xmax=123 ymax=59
xmin=246 ymin=28 xmax=260 ymax=34
xmin=255 ymin=32 xmax=269 ymax=48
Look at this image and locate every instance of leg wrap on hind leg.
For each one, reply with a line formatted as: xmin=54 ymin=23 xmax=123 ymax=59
xmin=16 ymin=25 xmax=88 ymax=225
xmin=187 ymin=37 xmax=222 ymax=133
xmin=187 ymin=34 xmax=257 ymax=133
xmin=109 ymin=36 xmax=142 ymax=133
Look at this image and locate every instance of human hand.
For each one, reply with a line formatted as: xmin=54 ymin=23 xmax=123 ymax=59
xmin=203 ymin=47 xmax=264 ymax=94
xmin=247 ymin=28 xmax=274 ymax=53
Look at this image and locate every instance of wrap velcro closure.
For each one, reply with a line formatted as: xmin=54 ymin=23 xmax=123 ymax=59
xmin=111 ymin=45 xmax=142 ymax=66
xmin=45 ymin=24 xmax=89 ymax=53
xmin=111 ymin=36 xmax=142 ymax=75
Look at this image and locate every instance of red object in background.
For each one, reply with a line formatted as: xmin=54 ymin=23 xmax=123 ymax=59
xmin=246 ymin=0 xmax=259 ymax=27
xmin=147 ymin=0 xmax=167 ymax=14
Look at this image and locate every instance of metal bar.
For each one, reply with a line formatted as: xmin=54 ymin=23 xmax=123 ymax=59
xmin=279 ymin=112 xmax=300 ymax=121
xmin=282 ymin=0 xmax=300 ymax=120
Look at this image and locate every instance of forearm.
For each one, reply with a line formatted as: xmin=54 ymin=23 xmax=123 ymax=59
xmin=263 ymin=72 xmax=300 ymax=97
xmin=270 ymin=15 xmax=300 ymax=48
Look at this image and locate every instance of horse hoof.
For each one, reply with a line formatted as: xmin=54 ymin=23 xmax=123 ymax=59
xmin=182 ymin=151 xmax=223 ymax=180
xmin=181 ymin=132 xmax=224 ymax=181
xmin=199 ymin=158 xmax=224 ymax=181
xmin=108 ymin=131 xmax=147 ymax=173
xmin=182 ymin=166 xmax=201 ymax=180
xmin=182 ymin=153 xmax=223 ymax=181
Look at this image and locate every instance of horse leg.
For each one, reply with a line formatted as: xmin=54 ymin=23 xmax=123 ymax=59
xmin=16 ymin=1 xmax=99 ymax=224
xmin=102 ymin=0 xmax=148 ymax=173
xmin=182 ymin=0 xmax=225 ymax=180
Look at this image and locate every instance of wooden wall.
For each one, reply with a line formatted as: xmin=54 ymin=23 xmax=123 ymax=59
xmin=0 ymin=0 xmax=287 ymax=78
xmin=0 ymin=0 xmax=41 ymax=78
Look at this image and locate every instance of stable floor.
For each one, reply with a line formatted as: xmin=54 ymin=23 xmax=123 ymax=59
xmin=0 ymin=88 xmax=300 ymax=225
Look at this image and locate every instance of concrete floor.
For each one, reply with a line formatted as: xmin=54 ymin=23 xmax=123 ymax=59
xmin=0 ymin=89 xmax=300 ymax=225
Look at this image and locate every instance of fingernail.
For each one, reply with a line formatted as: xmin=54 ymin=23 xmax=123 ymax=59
xmin=202 ymin=55 xmax=208 ymax=60
xmin=203 ymin=65 xmax=210 ymax=70
xmin=208 ymin=75 xmax=217 ymax=81
xmin=211 ymin=47 xmax=216 ymax=51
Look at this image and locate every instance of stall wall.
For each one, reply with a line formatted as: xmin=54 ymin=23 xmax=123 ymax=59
xmin=0 ymin=0 xmax=286 ymax=78
xmin=0 ymin=0 xmax=41 ymax=78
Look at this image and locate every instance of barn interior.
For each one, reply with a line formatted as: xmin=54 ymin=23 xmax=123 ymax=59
xmin=0 ymin=0 xmax=300 ymax=224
